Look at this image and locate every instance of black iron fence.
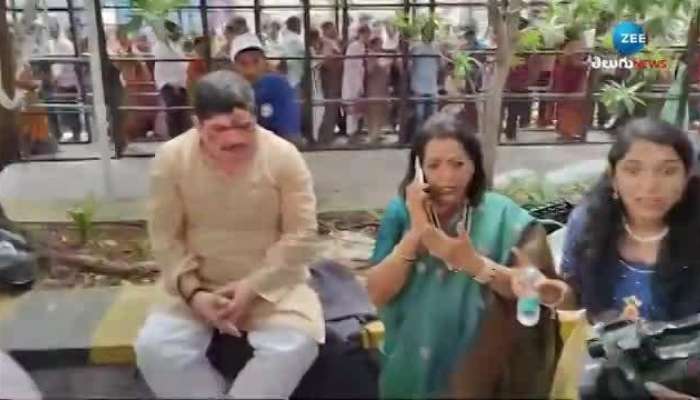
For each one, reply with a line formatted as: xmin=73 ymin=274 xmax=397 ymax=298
xmin=5 ymin=0 xmax=699 ymax=160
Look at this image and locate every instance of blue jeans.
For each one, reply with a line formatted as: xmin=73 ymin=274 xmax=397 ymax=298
xmin=414 ymin=94 xmax=437 ymax=129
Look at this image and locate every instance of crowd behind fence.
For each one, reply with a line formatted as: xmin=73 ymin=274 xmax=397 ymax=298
xmin=6 ymin=0 xmax=700 ymax=159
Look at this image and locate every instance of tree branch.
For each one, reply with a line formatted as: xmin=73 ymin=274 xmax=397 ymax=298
xmin=48 ymin=251 xmax=159 ymax=278
xmin=488 ymin=0 xmax=504 ymax=42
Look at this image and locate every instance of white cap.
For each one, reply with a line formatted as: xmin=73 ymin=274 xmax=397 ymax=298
xmin=230 ymin=32 xmax=265 ymax=61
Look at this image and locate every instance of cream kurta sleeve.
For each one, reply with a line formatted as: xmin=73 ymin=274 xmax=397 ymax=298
xmin=148 ymin=142 xmax=201 ymax=299
xmin=245 ymin=141 xmax=319 ymax=304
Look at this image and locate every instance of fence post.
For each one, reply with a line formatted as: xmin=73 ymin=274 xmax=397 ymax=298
xmin=86 ymin=0 xmax=115 ymax=198
xmin=0 ymin=0 xmax=20 ymax=171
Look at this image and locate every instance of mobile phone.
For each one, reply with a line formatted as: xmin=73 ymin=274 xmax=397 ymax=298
xmin=414 ymin=157 xmax=426 ymax=184
xmin=414 ymin=157 xmax=440 ymax=228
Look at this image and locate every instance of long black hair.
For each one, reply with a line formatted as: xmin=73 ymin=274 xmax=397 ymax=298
xmin=574 ymin=117 xmax=700 ymax=319
xmin=398 ymin=111 xmax=487 ymax=207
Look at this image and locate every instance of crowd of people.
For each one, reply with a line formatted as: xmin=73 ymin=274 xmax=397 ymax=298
xmin=5 ymin=77 xmax=700 ymax=396
xmin=22 ymin=10 xmax=688 ymax=155
xmin=6 ymin=11 xmax=700 ymax=398
xmin=108 ymin=13 xmax=597 ymax=148
xmin=127 ymin=65 xmax=700 ymax=398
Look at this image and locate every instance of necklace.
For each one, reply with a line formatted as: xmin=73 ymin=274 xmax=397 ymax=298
xmin=455 ymin=204 xmax=473 ymax=236
xmin=444 ymin=206 xmax=473 ymax=273
xmin=623 ymin=222 xmax=669 ymax=243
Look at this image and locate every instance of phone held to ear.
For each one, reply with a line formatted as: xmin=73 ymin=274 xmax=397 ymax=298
xmin=415 ymin=157 xmax=440 ymax=228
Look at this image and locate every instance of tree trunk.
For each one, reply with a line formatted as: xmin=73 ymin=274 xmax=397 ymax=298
xmin=0 ymin=0 xmax=20 ymax=172
xmin=399 ymin=37 xmax=411 ymax=144
xmin=482 ymin=0 xmax=522 ymax=185
xmin=678 ymin=9 xmax=700 ymax=128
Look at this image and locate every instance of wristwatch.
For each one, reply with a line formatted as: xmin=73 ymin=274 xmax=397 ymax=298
xmin=473 ymin=256 xmax=497 ymax=284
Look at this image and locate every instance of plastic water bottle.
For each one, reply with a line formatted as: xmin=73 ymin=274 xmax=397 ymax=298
xmin=516 ymin=266 xmax=545 ymax=327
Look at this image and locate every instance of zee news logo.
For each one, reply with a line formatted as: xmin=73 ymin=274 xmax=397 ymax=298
xmin=589 ymin=21 xmax=668 ymax=70
xmin=590 ymin=57 xmax=668 ymax=70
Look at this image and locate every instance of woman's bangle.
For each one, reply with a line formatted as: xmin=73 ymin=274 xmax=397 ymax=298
xmin=392 ymin=247 xmax=416 ymax=263
xmin=185 ymin=287 xmax=208 ymax=305
xmin=473 ymin=256 xmax=497 ymax=284
xmin=176 ymin=273 xmax=188 ymax=300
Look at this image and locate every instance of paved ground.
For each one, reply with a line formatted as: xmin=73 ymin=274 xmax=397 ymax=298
xmin=0 ymin=144 xmax=609 ymax=222
xmin=28 ymin=365 xmax=152 ymax=399
xmin=0 ymin=141 xmax=608 ymax=398
xmin=0 ymin=285 xmax=160 ymax=399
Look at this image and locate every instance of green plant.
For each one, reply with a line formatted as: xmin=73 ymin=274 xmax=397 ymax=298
xmin=125 ymin=0 xmax=189 ymax=41
xmin=596 ymin=32 xmax=615 ymax=51
xmin=494 ymin=175 xmax=549 ymax=208
xmin=67 ymin=196 xmax=98 ymax=246
xmin=545 ymin=0 xmax=608 ymax=32
xmin=629 ymin=45 xmax=673 ymax=84
xmin=495 ymin=173 xmax=595 ymax=208
xmin=452 ymin=51 xmax=482 ymax=79
xmin=533 ymin=18 xmax=568 ymax=49
xmin=390 ymin=11 xmax=417 ymax=39
xmin=390 ymin=11 xmax=442 ymax=40
xmin=517 ymin=28 xmax=543 ymax=52
xmin=511 ymin=28 xmax=544 ymax=68
xmin=600 ymin=80 xmax=646 ymax=118
xmin=644 ymin=4 xmax=687 ymax=43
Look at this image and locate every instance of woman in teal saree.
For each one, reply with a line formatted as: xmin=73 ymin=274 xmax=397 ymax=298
xmin=366 ymin=111 xmax=560 ymax=399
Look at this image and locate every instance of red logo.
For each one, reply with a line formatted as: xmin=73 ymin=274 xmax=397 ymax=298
xmin=632 ymin=58 xmax=668 ymax=70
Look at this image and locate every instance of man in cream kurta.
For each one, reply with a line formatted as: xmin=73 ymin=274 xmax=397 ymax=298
xmin=135 ymin=70 xmax=324 ymax=399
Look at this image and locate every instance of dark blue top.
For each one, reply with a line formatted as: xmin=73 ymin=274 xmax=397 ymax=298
xmin=253 ymin=73 xmax=301 ymax=139
xmin=560 ymin=204 xmax=668 ymax=321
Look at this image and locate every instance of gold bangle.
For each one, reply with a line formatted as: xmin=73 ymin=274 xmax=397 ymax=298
xmin=473 ymin=256 xmax=497 ymax=284
xmin=392 ymin=247 xmax=416 ymax=263
xmin=185 ymin=287 xmax=207 ymax=305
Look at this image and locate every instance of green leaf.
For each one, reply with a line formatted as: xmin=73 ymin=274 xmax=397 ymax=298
xmin=517 ymin=28 xmax=543 ymax=52
xmin=451 ymin=51 xmax=481 ymax=79
xmin=596 ymin=32 xmax=614 ymax=51
xmin=124 ymin=15 xmax=144 ymax=35
xmin=572 ymin=0 xmax=607 ymax=28
xmin=391 ymin=11 xmax=419 ymax=39
xmin=66 ymin=195 xmax=99 ymax=245
xmin=600 ymin=80 xmax=646 ymax=118
xmin=510 ymin=56 xmax=526 ymax=68
xmin=667 ymin=0 xmax=686 ymax=13
xmin=534 ymin=18 xmax=567 ymax=48
xmin=629 ymin=81 xmax=646 ymax=92
xmin=129 ymin=0 xmax=189 ymax=41
xmin=623 ymin=97 xmax=635 ymax=115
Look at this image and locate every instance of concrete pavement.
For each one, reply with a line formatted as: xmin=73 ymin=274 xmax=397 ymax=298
xmin=0 ymin=143 xmax=613 ymax=398
xmin=0 ymin=144 xmax=610 ymax=222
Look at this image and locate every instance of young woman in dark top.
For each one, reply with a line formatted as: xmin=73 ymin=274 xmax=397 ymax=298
xmin=534 ymin=118 xmax=700 ymax=323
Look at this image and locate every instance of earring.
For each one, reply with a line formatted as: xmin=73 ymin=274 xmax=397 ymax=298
xmin=612 ymin=189 xmax=619 ymax=200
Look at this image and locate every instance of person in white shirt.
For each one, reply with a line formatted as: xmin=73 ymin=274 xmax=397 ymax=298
xmin=263 ymin=20 xmax=283 ymax=71
xmin=382 ymin=19 xmax=400 ymax=52
xmin=342 ymin=24 xmax=371 ymax=139
xmin=318 ymin=21 xmax=344 ymax=144
xmin=153 ymin=21 xmax=192 ymax=138
xmin=214 ymin=16 xmax=249 ymax=70
xmin=410 ymin=26 xmax=442 ymax=129
xmin=48 ymin=26 xmax=81 ymax=142
xmin=280 ymin=16 xmax=305 ymax=90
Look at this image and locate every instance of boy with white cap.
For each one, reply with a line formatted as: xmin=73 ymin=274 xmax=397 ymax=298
xmin=230 ymin=32 xmax=303 ymax=147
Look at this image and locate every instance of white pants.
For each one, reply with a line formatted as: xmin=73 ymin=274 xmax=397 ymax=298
xmin=346 ymin=113 xmax=362 ymax=136
xmin=0 ymin=351 xmax=41 ymax=400
xmin=135 ymin=311 xmax=318 ymax=399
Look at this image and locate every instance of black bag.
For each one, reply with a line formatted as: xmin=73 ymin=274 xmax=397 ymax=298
xmin=580 ymin=315 xmax=700 ymax=399
xmin=526 ymin=200 xmax=574 ymax=233
xmin=0 ymin=228 xmax=37 ymax=290
xmin=206 ymin=260 xmax=380 ymax=399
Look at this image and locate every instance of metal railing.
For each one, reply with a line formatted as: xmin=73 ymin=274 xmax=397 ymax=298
xmin=7 ymin=0 xmax=699 ymax=161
